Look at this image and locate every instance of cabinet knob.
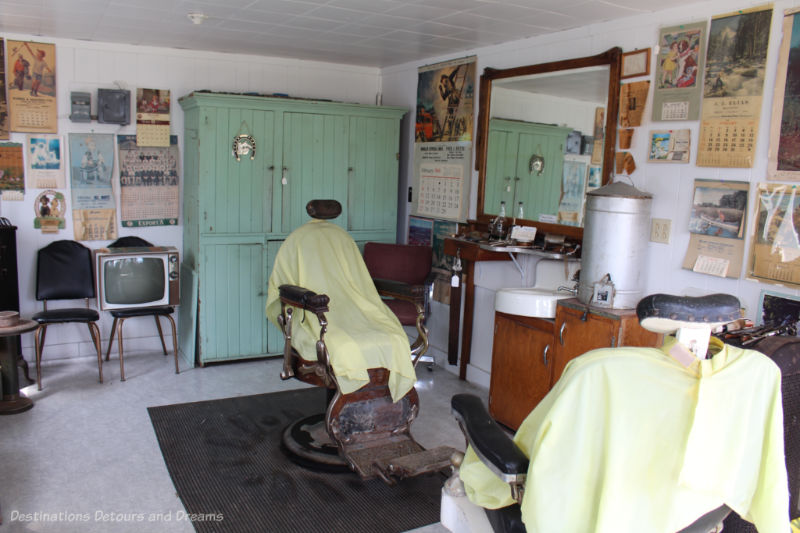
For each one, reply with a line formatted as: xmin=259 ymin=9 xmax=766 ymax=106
xmin=559 ymin=322 xmax=566 ymax=345
xmin=543 ymin=344 xmax=550 ymax=366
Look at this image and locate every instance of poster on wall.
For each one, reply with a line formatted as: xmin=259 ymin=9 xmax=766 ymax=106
xmin=696 ymin=6 xmax=772 ymax=168
xmin=118 ymin=134 xmax=179 ymax=227
xmin=0 ymin=39 xmax=8 ymax=139
xmin=0 ymin=142 xmax=25 ymax=200
xmin=415 ymin=56 xmax=475 ymax=143
xmin=648 ymin=129 xmax=691 ymax=163
xmin=26 ymin=134 xmax=65 ymax=188
xmin=408 ymin=216 xmax=433 ymax=246
xmin=652 ymin=21 xmax=707 ymax=121
xmin=6 ymin=40 xmax=57 ymax=133
xmin=768 ymin=8 xmax=800 ymax=179
xmin=412 ymin=57 xmax=476 ymax=223
xmin=557 ymin=158 xmax=587 ymax=226
xmin=33 ymin=189 xmax=65 ymax=233
xmin=136 ymin=88 xmax=171 ymax=147
xmin=682 ymin=179 xmax=748 ymax=278
xmin=411 ymin=142 xmax=471 ymax=221
xmin=748 ymin=183 xmax=800 ymax=287
xmin=68 ymin=133 xmax=117 ymax=241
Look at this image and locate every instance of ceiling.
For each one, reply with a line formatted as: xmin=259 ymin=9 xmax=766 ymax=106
xmin=0 ymin=0 xmax=698 ymax=68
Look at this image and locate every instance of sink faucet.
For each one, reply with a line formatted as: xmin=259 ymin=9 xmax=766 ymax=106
xmin=557 ymin=269 xmax=580 ymax=295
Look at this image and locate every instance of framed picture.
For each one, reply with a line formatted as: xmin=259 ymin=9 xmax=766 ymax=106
xmin=621 ymin=48 xmax=651 ymax=79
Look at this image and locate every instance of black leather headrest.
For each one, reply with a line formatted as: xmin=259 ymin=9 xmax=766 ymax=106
xmin=636 ymin=293 xmax=741 ymax=333
xmin=306 ymin=199 xmax=342 ymax=220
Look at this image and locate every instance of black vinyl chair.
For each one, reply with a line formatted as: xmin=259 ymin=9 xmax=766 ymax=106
xmin=32 ymin=240 xmax=103 ymax=390
xmin=104 ymin=236 xmax=178 ymax=381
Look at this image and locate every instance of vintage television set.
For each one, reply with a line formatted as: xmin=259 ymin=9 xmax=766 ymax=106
xmin=94 ymin=246 xmax=179 ymax=311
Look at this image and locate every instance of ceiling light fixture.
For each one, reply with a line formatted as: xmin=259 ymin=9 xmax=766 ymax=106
xmin=187 ymin=12 xmax=208 ymax=25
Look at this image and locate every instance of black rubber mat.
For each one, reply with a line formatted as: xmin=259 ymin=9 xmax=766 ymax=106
xmin=148 ymin=387 xmax=445 ymax=533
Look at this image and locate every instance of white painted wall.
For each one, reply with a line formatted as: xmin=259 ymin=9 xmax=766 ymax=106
xmin=381 ymin=0 xmax=800 ymax=379
xmin=2 ymin=32 xmax=382 ymax=365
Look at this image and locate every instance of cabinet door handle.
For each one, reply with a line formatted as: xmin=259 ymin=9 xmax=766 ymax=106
xmin=543 ymin=344 xmax=550 ymax=366
xmin=559 ymin=322 xmax=566 ymax=345
xmin=281 ymin=167 xmax=288 ymax=185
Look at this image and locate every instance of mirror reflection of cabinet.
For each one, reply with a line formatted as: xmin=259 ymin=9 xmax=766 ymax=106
xmin=484 ymin=119 xmax=570 ymax=221
xmin=475 ymin=48 xmax=621 ymax=240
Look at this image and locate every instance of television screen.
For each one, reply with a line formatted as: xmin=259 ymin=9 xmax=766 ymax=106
xmin=103 ymin=257 xmax=165 ymax=305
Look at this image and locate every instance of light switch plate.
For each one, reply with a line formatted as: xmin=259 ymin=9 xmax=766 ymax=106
xmin=650 ymin=218 xmax=671 ymax=244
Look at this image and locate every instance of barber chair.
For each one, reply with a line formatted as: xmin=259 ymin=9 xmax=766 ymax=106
xmin=447 ymin=294 xmax=790 ymax=533
xmin=266 ymin=200 xmax=456 ymax=483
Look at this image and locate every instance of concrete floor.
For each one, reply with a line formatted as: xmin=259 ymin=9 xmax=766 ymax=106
xmin=0 ymin=350 xmax=487 ymax=533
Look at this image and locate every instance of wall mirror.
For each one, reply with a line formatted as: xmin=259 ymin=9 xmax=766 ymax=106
xmin=475 ymin=47 xmax=622 ymax=240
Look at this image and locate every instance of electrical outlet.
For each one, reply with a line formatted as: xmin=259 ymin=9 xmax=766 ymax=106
xmin=650 ymin=218 xmax=671 ymax=244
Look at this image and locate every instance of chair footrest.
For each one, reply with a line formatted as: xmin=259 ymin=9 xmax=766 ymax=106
xmin=374 ymin=445 xmax=459 ymax=480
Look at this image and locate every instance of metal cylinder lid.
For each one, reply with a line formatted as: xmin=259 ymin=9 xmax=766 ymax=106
xmin=586 ymin=181 xmax=653 ymax=199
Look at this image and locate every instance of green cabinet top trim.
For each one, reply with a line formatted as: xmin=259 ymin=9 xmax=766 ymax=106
xmin=179 ymin=92 xmax=407 ymax=118
xmin=489 ymin=117 xmax=571 ymax=135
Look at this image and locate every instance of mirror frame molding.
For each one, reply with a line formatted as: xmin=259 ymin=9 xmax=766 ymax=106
xmin=474 ymin=47 xmax=622 ymax=240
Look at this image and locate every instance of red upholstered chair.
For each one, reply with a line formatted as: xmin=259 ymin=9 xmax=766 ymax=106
xmin=363 ymin=242 xmax=434 ymax=366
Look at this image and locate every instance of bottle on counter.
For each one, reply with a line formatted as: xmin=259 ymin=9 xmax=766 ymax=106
xmin=491 ymin=201 xmax=507 ymax=240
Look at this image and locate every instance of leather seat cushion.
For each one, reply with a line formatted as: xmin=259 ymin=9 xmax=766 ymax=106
xmin=32 ymin=308 xmax=100 ymax=323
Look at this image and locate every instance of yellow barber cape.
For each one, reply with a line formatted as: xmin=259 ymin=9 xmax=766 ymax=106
xmin=266 ymin=219 xmax=416 ymax=402
xmin=460 ymin=337 xmax=790 ymax=533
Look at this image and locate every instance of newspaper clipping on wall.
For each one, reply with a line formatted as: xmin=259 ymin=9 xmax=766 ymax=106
xmin=6 ymin=40 xmax=57 ymax=133
xmin=697 ymin=6 xmax=772 ymax=168
xmin=412 ymin=56 xmax=476 ymax=222
xmin=652 ymin=21 xmax=707 ymax=121
xmin=68 ymin=133 xmax=117 ymax=241
xmin=768 ymin=8 xmax=800 ymax=179
xmin=118 ymin=134 xmax=179 ymax=227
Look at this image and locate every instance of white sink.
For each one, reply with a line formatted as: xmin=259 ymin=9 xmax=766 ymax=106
xmin=495 ymin=288 xmax=570 ymax=318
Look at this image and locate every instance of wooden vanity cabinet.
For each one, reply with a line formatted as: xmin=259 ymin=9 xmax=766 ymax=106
xmin=489 ymin=311 xmax=554 ymax=430
xmin=552 ymin=299 xmax=662 ymax=384
xmin=489 ymin=299 xmax=661 ymax=430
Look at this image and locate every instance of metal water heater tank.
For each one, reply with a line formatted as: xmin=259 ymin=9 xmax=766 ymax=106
xmin=578 ymin=181 xmax=652 ymax=309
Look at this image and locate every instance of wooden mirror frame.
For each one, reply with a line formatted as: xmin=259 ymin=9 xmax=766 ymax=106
xmin=474 ymin=47 xmax=622 ymax=241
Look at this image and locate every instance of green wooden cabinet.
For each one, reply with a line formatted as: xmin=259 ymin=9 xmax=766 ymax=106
xmin=483 ymin=118 xmax=570 ymax=222
xmin=179 ymin=92 xmax=406 ymax=365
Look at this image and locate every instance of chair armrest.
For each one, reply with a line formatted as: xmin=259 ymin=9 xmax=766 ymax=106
xmin=451 ymin=394 xmax=528 ymax=484
xmin=278 ymin=284 xmax=330 ymax=313
xmin=373 ymin=278 xmax=426 ymax=303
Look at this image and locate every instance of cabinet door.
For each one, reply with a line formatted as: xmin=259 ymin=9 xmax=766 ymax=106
xmin=516 ymin=129 xmax=565 ymax=220
xmin=489 ymin=313 xmax=554 ymax=430
xmin=552 ymin=305 xmax=616 ymax=384
xmin=266 ymin=240 xmax=285 ymax=355
xmin=198 ymin=243 xmax=267 ymax=362
xmin=347 ymin=116 xmax=399 ymax=232
xmin=199 ymin=107 xmax=274 ymax=234
xmin=483 ymin=128 xmax=518 ymax=213
xmin=281 ymin=112 xmax=349 ymax=233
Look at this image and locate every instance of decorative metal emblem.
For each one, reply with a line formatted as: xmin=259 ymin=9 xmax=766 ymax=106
xmin=232 ymin=134 xmax=256 ymax=161
xmin=529 ymin=154 xmax=545 ymax=176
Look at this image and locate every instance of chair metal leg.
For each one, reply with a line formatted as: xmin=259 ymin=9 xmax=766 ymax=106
xmin=105 ymin=317 xmax=118 ymax=361
xmin=163 ymin=314 xmax=179 ymax=374
xmin=117 ymin=317 xmax=126 ymax=381
xmin=88 ymin=322 xmax=103 ymax=384
xmin=34 ymin=325 xmax=46 ymax=391
xmin=154 ymin=315 xmax=168 ymax=356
